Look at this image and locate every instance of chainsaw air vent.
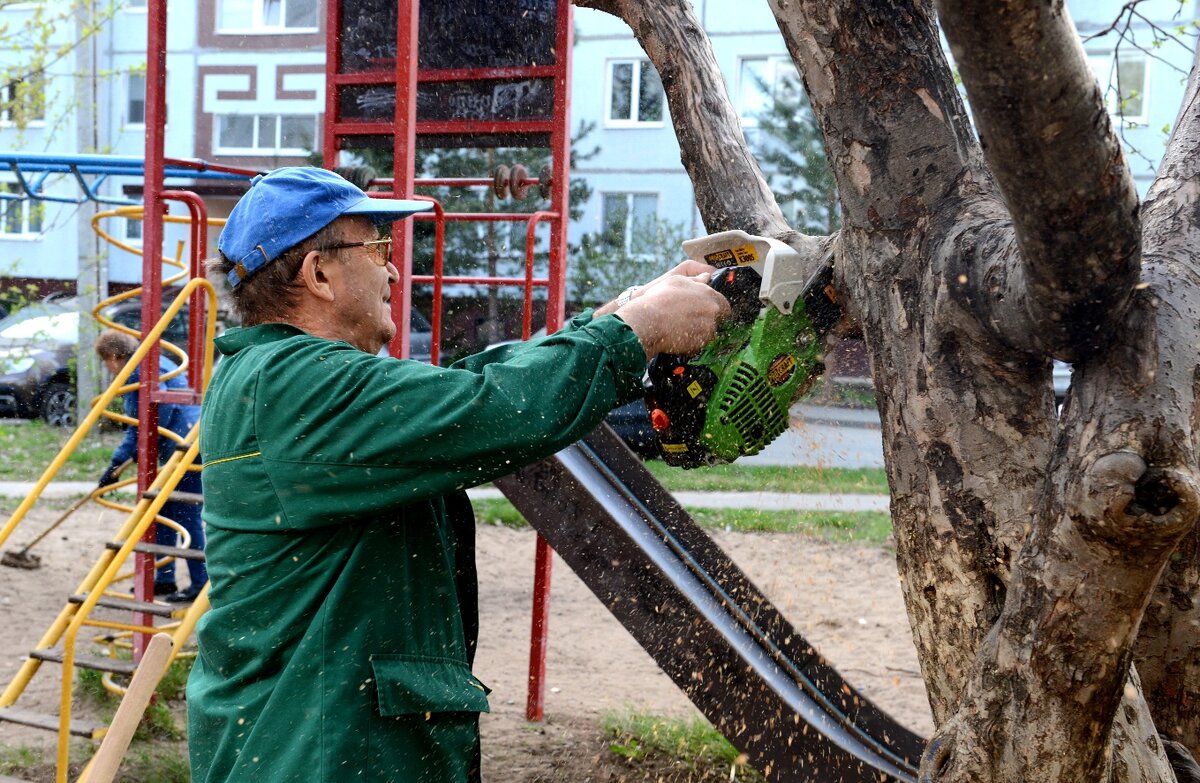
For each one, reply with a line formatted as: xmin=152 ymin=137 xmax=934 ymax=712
xmin=717 ymin=363 xmax=787 ymax=452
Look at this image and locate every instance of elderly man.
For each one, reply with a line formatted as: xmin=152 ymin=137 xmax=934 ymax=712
xmin=187 ymin=166 xmax=728 ymax=783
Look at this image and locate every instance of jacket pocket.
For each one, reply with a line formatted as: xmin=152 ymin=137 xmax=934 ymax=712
xmin=370 ymin=654 xmax=491 ymax=717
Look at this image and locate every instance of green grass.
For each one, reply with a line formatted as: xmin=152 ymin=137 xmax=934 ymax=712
xmin=472 ymin=498 xmax=893 ymax=545
xmin=688 ymin=507 xmax=892 ymax=543
xmin=0 ymin=419 xmax=121 ymax=481
xmin=602 ymin=710 xmax=765 ymax=781
xmin=473 ymin=497 xmax=532 ymax=529
xmin=119 ymin=744 xmax=191 ymax=783
xmin=0 ymin=743 xmax=40 ymax=774
xmin=643 ymin=460 xmax=889 ymax=494
xmin=76 ymin=650 xmax=191 ymax=741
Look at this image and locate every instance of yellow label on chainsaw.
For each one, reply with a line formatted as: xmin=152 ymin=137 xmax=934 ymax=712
xmin=767 ymin=354 xmax=797 ymax=386
xmin=687 ymin=380 xmax=704 ymax=398
xmin=704 ymin=244 xmax=759 ymax=267
xmin=662 ymin=443 xmax=689 ymax=454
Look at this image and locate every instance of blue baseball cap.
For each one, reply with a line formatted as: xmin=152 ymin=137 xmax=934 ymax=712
xmin=218 ymin=167 xmax=432 ymax=289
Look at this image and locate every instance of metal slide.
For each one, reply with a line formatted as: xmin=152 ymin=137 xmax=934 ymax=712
xmin=494 ymin=425 xmax=925 ymax=783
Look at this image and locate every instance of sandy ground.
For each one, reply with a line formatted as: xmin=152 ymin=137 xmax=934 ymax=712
xmin=0 ymin=499 xmax=933 ymax=780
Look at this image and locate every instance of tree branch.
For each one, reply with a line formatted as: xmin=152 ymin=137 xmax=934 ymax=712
xmin=937 ymin=0 xmax=1142 ymax=362
xmin=573 ymin=0 xmax=794 ymax=242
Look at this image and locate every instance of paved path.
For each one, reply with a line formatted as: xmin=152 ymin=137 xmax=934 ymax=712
xmin=740 ymin=404 xmax=884 ymax=469
xmin=0 ymin=482 xmax=889 ymax=512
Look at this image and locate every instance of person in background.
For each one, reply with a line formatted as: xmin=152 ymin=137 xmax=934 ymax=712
xmin=95 ymin=328 xmax=207 ymax=603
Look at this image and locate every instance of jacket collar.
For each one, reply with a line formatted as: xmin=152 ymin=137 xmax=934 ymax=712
xmin=214 ymin=323 xmax=307 ymax=356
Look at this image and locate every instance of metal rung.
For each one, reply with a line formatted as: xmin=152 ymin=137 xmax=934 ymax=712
xmin=68 ymin=593 xmax=177 ymax=618
xmin=0 ymin=707 xmax=103 ymax=738
xmin=106 ymin=541 xmax=206 ymax=561
xmin=141 ymin=489 xmax=203 ymax=505
xmin=29 ymin=650 xmax=137 ymax=675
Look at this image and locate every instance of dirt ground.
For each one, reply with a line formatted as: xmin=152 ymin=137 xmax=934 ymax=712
xmin=0 ymin=500 xmax=933 ymax=781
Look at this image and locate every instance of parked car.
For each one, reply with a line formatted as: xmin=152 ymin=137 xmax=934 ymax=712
xmin=377 ymin=309 xmax=434 ymax=364
xmin=0 ymin=302 xmax=78 ymax=425
xmin=0 ymin=295 xmax=197 ymax=427
xmin=1052 ymin=360 xmax=1071 ymax=405
xmin=605 ymin=399 xmax=660 ymax=459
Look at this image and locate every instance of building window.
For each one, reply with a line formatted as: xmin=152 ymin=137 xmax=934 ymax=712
xmin=0 ymin=184 xmax=44 ymax=236
xmin=1088 ymin=51 xmax=1148 ymax=124
xmin=600 ymin=192 xmax=658 ymax=255
xmin=125 ymin=214 xmax=143 ymax=243
xmin=0 ymin=71 xmax=45 ymax=125
xmin=127 ymin=73 xmax=146 ymax=126
xmin=605 ymin=59 xmax=664 ymax=126
xmin=125 ymin=0 xmax=147 ymax=9
xmin=215 ymin=113 xmax=318 ymax=154
xmin=218 ymin=0 xmax=318 ymax=32
xmin=737 ymin=55 xmax=800 ymax=130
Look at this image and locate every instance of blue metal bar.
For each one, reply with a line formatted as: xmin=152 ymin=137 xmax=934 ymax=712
xmin=0 ymin=152 xmax=258 ymax=204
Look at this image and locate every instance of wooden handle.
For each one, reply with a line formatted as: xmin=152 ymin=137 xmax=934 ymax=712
xmin=81 ymin=633 xmax=175 ymax=783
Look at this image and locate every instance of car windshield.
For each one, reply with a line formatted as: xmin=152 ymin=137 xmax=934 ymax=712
xmin=0 ymin=311 xmax=79 ymax=343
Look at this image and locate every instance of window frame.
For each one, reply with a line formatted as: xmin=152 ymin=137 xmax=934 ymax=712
xmin=0 ymin=70 xmax=46 ymax=127
xmin=126 ymin=72 xmax=146 ymax=127
xmin=736 ymin=54 xmax=800 ymax=130
xmin=216 ymin=0 xmax=319 ymax=35
xmin=603 ymin=58 xmax=665 ymax=128
xmin=213 ymin=112 xmax=320 ymax=155
xmin=599 ymin=190 xmax=660 ymax=256
xmin=124 ymin=214 xmax=143 ymax=245
xmin=1087 ymin=49 xmax=1150 ymax=126
xmin=0 ymin=183 xmax=45 ymax=239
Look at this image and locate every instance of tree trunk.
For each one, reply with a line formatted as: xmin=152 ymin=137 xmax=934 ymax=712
xmin=576 ymin=0 xmax=1200 ymax=780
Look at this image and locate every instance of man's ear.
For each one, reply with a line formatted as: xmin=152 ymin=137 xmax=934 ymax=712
xmin=297 ymin=250 xmax=336 ymax=302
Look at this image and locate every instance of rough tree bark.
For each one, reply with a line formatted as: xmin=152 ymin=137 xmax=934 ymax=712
xmin=573 ymin=0 xmax=1200 ymax=781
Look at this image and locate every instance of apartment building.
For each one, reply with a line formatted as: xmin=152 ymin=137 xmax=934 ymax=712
xmin=0 ymin=0 xmax=1192 ymax=293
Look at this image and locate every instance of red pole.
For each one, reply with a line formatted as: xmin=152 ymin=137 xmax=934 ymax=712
xmin=526 ymin=0 xmax=575 ymax=723
xmin=133 ymin=0 xmax=169 ymax=660
xmin=162 ymin=190 xmax=208 ymax=396
xmin=388 ymin=0 xmax=419 ymax=360
xmin=411 ymin=197 xmax=445 ymax=365
xmin=323 ymin=0 xmax=341 ymax=168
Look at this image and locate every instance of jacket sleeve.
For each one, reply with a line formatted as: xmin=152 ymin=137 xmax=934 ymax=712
xmin=110 ymin=388 xmax=139 ymax=468
xmin=245 ymin=312 xmax=647 ymax=527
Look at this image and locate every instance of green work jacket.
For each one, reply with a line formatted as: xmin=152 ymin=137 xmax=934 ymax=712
xmin=187 ymin=312 xmax=646 ymax=783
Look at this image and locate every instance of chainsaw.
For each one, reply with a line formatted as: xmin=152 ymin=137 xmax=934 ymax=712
xmin=642 ymin=230 xmax=841 ymax=469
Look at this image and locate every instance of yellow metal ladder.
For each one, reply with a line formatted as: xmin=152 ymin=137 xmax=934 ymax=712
xmin=0 ymin=280 xmax=218 ymax=783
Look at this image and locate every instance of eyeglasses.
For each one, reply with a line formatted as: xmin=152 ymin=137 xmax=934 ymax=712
xmin=323 ymin=237 xmax=393 ymax=266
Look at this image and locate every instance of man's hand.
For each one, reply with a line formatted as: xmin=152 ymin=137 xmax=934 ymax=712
xmin=614 ymin=269 xmax=730 ymax=358
xmin=594 ymin=259 xmax=717 ymax=319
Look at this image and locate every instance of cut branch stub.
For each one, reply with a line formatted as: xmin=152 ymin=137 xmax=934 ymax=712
xmin=1070 ymin=453 xmax=1199 ymax=549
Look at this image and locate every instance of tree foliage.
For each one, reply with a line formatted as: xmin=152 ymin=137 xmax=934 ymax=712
xmin=750 ymin=73 xmax=839 ymax=235
xmin=568 ymin=215 xmax=686 ymax=306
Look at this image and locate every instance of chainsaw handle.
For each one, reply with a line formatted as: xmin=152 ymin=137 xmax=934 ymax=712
xmin=707 ymin=265 xmax=762 ymax=325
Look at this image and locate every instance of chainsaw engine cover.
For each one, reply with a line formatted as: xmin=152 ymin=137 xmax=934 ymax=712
xmin=645 ymin=304 xmax=823 ymax=468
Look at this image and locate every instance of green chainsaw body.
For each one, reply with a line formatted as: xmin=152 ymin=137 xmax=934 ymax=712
xmin=643 ymin=258 xmax=839 ymax=469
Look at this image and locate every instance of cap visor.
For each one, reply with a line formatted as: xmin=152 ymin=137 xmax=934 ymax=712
xmin=343 ymin=197 xmax=433 ymax=224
